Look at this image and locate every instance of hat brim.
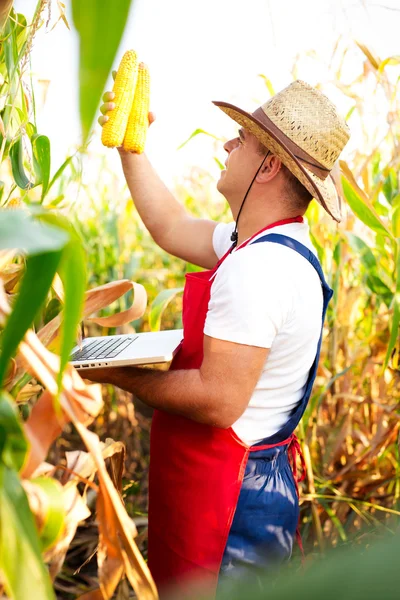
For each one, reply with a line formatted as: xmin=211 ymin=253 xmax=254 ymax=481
xmin=213 ymin=101 xmax=343 ymax=223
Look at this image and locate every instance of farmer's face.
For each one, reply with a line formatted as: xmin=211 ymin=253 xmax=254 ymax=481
xmin=217 ymin=128 xmax=267 ymax=217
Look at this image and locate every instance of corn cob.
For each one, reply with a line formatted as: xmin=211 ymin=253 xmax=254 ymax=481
xmin=123 ymin=62 xmax=150 ymax=153
xmin=101 ymin=50 xmax=138 ymax=148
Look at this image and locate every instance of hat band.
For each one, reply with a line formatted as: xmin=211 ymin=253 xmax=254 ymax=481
xmin=253 ymin=107 xmax=331 ymax=181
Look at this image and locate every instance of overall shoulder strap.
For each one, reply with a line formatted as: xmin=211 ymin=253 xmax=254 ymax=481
xmin=249 ymin=233 xmax=334 ymax=446
xmin=250 ymin=233 xmax=332 ymax=295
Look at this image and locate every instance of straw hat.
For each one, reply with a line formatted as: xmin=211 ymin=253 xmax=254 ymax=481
xmin=213 ymin=80 xmax=350 ymax=222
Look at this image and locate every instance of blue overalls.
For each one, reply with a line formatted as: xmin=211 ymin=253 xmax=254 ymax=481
xmin=218 ymin=233 xmax=333 ymax=585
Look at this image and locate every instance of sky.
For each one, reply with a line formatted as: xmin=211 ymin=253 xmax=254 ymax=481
xmin=14 ymin=0 xmax=400 ymax=189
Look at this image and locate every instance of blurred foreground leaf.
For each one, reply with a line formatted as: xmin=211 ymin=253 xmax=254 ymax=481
xmin=0 ymin=465 xmax=55 ymax=600
xmin=71 ymin=0 xmax=133 ymax=140
xmin=216 ymin=532 xmax=400 ymax=600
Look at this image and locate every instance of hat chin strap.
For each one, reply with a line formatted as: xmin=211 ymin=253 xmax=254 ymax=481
xmin=230 ymin=151 xmax=270 ymax=245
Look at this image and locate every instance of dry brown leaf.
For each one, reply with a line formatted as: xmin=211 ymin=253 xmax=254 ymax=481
xmin=15 ymin=382 xmax=43 ymax=403
xmin=1 ymin=263 xmax=24 ymax=291
xmin=65 ymin=439 xmax=125 ymax=484
xmin=74 ymin=423 xmax=158 ymax=600
xmin=85 ymin=280 xmax=147 ymax=327
xmin=15 ymin=317 xmax=156 ymax=598
xmin=28 ymin=278 xmax=148 ymax=363
xmin=0 ymin=279 xmax=11 ymax=325
xmin=51 ymin=271 xmax=64 ymax=302
xmin=355 ymin=40 xmax=381 ymax=69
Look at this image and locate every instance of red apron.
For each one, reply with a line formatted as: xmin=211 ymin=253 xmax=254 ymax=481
xmin=148 ymin=217 xmax=306 ymax=596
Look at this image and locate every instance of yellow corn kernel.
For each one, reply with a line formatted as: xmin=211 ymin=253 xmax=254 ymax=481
xmin=123 ymin=62 xmax=150 ymax=153
xmin=101 ymin=50 xmax=138 ymax=148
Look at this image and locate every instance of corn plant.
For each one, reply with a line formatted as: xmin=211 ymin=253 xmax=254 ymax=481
xmin=0 ymin=2 xmax=159 ymax=599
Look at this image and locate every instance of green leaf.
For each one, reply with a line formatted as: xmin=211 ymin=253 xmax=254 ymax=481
xmin=0 ymin=391 xmax=28 ymax=472
xmin=345 ymin=105 xmax=356 ymax=121
xmin=258 ymin=74 xmax=275 ymax=96
xmin=342 ymin=177 xmax=394 ymax=240
xmin=71 ymin=0 xmax=133 ymax=140
xmin=0 ymin=210 xmax=69 ymax=254
xmin=149 ymin=288 xmax=184 ymax=332
xmin=384 ymin=244 xmax=400 ymax=370
xmin=0 ymin=465 xmax=55 ymax=600
xmin=217 ymin=530 xmax=400 ymax=600
xmin=29 ymin=477 xmax=65 ymax=552
xmin=0 ymin=250 xmax=63 ymax=386
xmin=43 ymin=297 xmax=62 ymax=325
xmin=57 ymin=240 xmax=86 ymax=390
xmin=3 ymin=16 xmax=18 ymax=82
xmin=177 ymin=128 xmax=222 ymax=150
xmin=365 ymin=274 xmax=393 ymax=306
xmin=32 ymin=134 xmax=51 ymax=200
xmin=214 ymin=156 xmax=225 ymax=171
xmin=344 ymin=233 xmax=377 ymax=270
xmin=10 ymin=138 xmax=34 ymax=190
xmin=31 ymin=211 xmax=86 ymax=388
xmin=47 ymin=154 xmax=76 ymax=193
xmin=392 ymin=205 xmax=400 ymax=238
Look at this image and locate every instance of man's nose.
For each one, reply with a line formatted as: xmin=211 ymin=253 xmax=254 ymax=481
xmin=224 ymin=138 xmax=234 ymax=153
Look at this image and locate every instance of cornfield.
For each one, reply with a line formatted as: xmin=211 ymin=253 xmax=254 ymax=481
xmin=0 ymin=1 xmax=399 ymax=599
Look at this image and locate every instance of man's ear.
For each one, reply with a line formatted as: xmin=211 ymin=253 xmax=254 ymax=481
xmin=256 ymin=154 xmax=282 ymax=183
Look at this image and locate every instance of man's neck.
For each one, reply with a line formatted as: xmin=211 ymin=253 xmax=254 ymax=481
xmin=235 ymin=211 xmax=302 ymax=247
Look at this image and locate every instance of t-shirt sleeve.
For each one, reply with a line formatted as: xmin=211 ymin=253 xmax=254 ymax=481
xmin=204 ymin=246 xmax=293 ymax=348
xmin=212 ymin=222 xmax=236 ymax=259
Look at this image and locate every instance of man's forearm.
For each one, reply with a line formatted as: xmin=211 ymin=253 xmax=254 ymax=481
xmin=106 ymin=366 xmax=224 ymax=427
xmin=119 ymin=151 xmax=186 ymax=248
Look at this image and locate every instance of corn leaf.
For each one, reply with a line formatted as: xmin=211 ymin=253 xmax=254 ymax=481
xmin=0 ymin=464 xmax=55 ymax=600
xmin=24 ymin=477 xmax=65 ymax=552
xmin=35 ymin=214 xmax=87 ymax=391
xmin=217 ymin=532 xmax=400 ymax=599
xmin=258 ymin=74 xmax=275 ymax=96
xmin=0 ymin=250 xmax=63 ymax=386
xmin=47 ymin=153 xmax=76 ymax=193
xmin=0 ymin=391 xmax=28 ymax=472
xmin=71 ymin=0 xmax=133 ymax=140
xmin=177 ymin=128 xmax=222 ymax=150
xmin=149 ymin=287 xmax=183 ymax=331
xmin=342 ymin=178 xmax=394 ymax=240
xmin=9 ymin=138 xmax=34 ymax=190
xmin=383 ymin=245 xmax=400 ymax=370
xmin=32 ymin=134 xmax=51 ymax=201
xmin=57 ymin=242 xmax=86 ymax=389
xmin=392 ymin=205 xmax=400 ymax=238
xmin=344 ymin=233 xmax=377 ymax=270
xmin=0 ymin=210 xmax=69 ymax=253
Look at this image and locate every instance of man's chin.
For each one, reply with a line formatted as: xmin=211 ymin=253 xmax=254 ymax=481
xmin=216 ymin=173 xmax=226 ymax=194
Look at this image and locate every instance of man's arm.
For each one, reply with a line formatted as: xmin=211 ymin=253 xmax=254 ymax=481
xmin=79 ymin=335 xmax=270 ymax=429
xmin=119 ymin=149 xmax=219 ymax=269
xmin=100 ymin=93 xmax=220 ymax=269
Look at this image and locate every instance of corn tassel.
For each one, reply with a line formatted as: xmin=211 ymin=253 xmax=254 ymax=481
xmin=123 ymin=62 xmax=150 ymax=153
xmin=101 ymin=50 xmax=138 ymax=148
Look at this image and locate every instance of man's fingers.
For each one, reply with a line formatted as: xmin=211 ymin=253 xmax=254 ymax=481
xmin=98 ymin=115 xmax=109 ymax=127
xmin=148 ymin=111 xmax=156 ymax=126
xmin=100 ymin=101 xmax=115 ymax=115
xmin=102 ymin=91 xmax=115 ymax=103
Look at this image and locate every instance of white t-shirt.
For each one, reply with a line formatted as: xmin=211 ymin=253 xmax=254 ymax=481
xmin=204 ymin=221 xmax=323 ymax=445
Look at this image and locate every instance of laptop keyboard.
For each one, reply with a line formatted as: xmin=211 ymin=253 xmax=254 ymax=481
xmin=71 ymin=335 xmax=139 ymax=362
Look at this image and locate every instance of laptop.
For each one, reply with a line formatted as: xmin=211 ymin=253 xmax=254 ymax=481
xmin=70 ymin=329 xmax=183 ymax=370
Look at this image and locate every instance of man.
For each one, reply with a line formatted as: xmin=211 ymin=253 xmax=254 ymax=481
xmin=85 ymin=80 xmax=350 ymax=595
